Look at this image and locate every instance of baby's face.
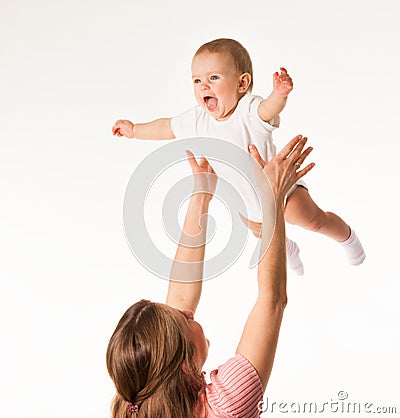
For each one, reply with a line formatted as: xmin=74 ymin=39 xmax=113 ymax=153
xmin=191 ymin=52 xmax=245 ymax=121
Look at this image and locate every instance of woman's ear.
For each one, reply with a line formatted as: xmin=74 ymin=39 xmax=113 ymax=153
xmin=181 ymin=361 xmax=189 ymax=374
xmin=238 ymin=73 xmax=251 ymax=93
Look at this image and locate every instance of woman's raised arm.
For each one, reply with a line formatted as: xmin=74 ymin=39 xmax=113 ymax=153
xmin=236 ymin=135 xmax=314 ymax=391
xmin=166 ymin=151 xmax=217 ymax=313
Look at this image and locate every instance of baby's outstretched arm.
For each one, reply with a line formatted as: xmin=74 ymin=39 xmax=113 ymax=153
xmin=258 ymin=67 xmax=293 ymax=123
xmin=112 ymin=118 xmax=175 ymax=140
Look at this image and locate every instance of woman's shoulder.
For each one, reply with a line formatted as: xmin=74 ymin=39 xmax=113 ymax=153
xmin=207 ymin=354 xmax=262 ymax=390
xmin=203 ymin=354 xmax=263 ymax=417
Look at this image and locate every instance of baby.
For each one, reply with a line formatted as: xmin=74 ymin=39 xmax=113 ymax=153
xmin=112 ymin=38 xmax=365 ymax=274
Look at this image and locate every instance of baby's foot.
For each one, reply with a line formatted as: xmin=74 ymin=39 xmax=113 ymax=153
xmin=341 ymin=228 xmax=366 ymax=266
xmin=286 ymin=237 xmax=304 ymax=276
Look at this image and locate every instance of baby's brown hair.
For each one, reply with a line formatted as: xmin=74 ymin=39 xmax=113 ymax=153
xmin=194 ymin=38 xmax=254 ymax=92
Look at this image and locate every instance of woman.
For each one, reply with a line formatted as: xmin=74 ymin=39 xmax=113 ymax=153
xmin=106 ymin=135 xmax=314 ymax=417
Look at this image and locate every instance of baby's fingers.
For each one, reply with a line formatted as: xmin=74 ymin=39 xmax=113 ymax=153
xmin=280 ymin=75 xmax=292 ymax=83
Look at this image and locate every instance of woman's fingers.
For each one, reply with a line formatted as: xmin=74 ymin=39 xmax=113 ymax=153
xmin=185 ymin=150 xmax=216 ymax=174
xmin=294 ymin=145 xmax=315 ymax=178
xmin=185 ymin=150 xmax=199 ymax=173
xmin=248 ymin=144 xmax=266 ymax=168
xmin=289 ymin=137 xmax=309 ymax=163
xmin=297 ymin=162 xmax=315 ymax=180
xmin=202 ymin=157 xmax=216 ymax=175
xmin=277 ymin=135 xmax=304 ymax=159
xmin=293 ymin=146 xmax=313 ymax=167
xmin=199 ymin=156 xmax=207 ymax=166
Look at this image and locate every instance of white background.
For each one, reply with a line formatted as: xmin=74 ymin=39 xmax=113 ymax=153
xmin=1 ymin=0 xmax=399 ymax=417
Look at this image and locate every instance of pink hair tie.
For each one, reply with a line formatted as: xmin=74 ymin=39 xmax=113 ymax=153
xmin=127 ymin=403 xmax=139 ymax=414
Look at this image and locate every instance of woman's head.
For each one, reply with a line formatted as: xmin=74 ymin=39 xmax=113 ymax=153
xmin=106 ymin=300 xmax=207 ymax=417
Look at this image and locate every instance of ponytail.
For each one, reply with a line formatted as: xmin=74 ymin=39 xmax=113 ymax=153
xmin=111 ymin=393 xmax=137 ymax=418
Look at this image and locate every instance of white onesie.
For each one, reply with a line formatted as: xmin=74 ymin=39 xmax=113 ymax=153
xmin=171 ymin=94 xmax=283 ymax=222
xmin=171 ymin=93 xmax=279 ymax=161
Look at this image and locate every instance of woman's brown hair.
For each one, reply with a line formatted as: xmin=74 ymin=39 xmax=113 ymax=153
xmin=106 ymin=300 xmax=206 ymax=418
xmin=194 ymin=38 xmax=254 ymax=92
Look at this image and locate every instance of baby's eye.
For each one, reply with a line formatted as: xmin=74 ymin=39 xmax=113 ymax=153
xmin=193 ymin=79 xmax=201 ymax=84
xmin=210 ymin=75 xmax=219 ymax=80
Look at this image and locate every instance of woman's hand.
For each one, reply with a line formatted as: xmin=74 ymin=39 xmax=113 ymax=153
xmin=249 ymin=135 xmax=314 ymax=202
xmin=185 ymin=150 xmax=218 ymax=201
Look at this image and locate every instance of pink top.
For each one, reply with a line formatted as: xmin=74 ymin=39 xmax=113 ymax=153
xmin=203 ymin=354 xmax=264 ymax=418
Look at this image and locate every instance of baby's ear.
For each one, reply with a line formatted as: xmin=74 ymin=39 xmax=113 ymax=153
xmin=238 ymin=73 xmax=251 ymax=93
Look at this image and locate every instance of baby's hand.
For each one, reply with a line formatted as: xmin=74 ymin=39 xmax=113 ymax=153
xmin=273 ymin=67 xmax=293 ymax=97
xmin=112 ymin=119 xmax=134 ymax=138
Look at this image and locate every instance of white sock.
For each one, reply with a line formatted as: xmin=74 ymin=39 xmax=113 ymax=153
xmin=341 ymin=228 xmax=366 ymax=266
xmin=286 ymin=237 xmax=304 ymax=276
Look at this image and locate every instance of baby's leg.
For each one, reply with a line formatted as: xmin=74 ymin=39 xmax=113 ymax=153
xmin=284 ymin=186 xmax=365 ymax=265
xmin=284 ymin=186 xmax=349 ymax=241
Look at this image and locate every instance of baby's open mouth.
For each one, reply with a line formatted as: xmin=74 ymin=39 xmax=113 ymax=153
xmin=203 ymin=96 xmax=218 ymax=111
